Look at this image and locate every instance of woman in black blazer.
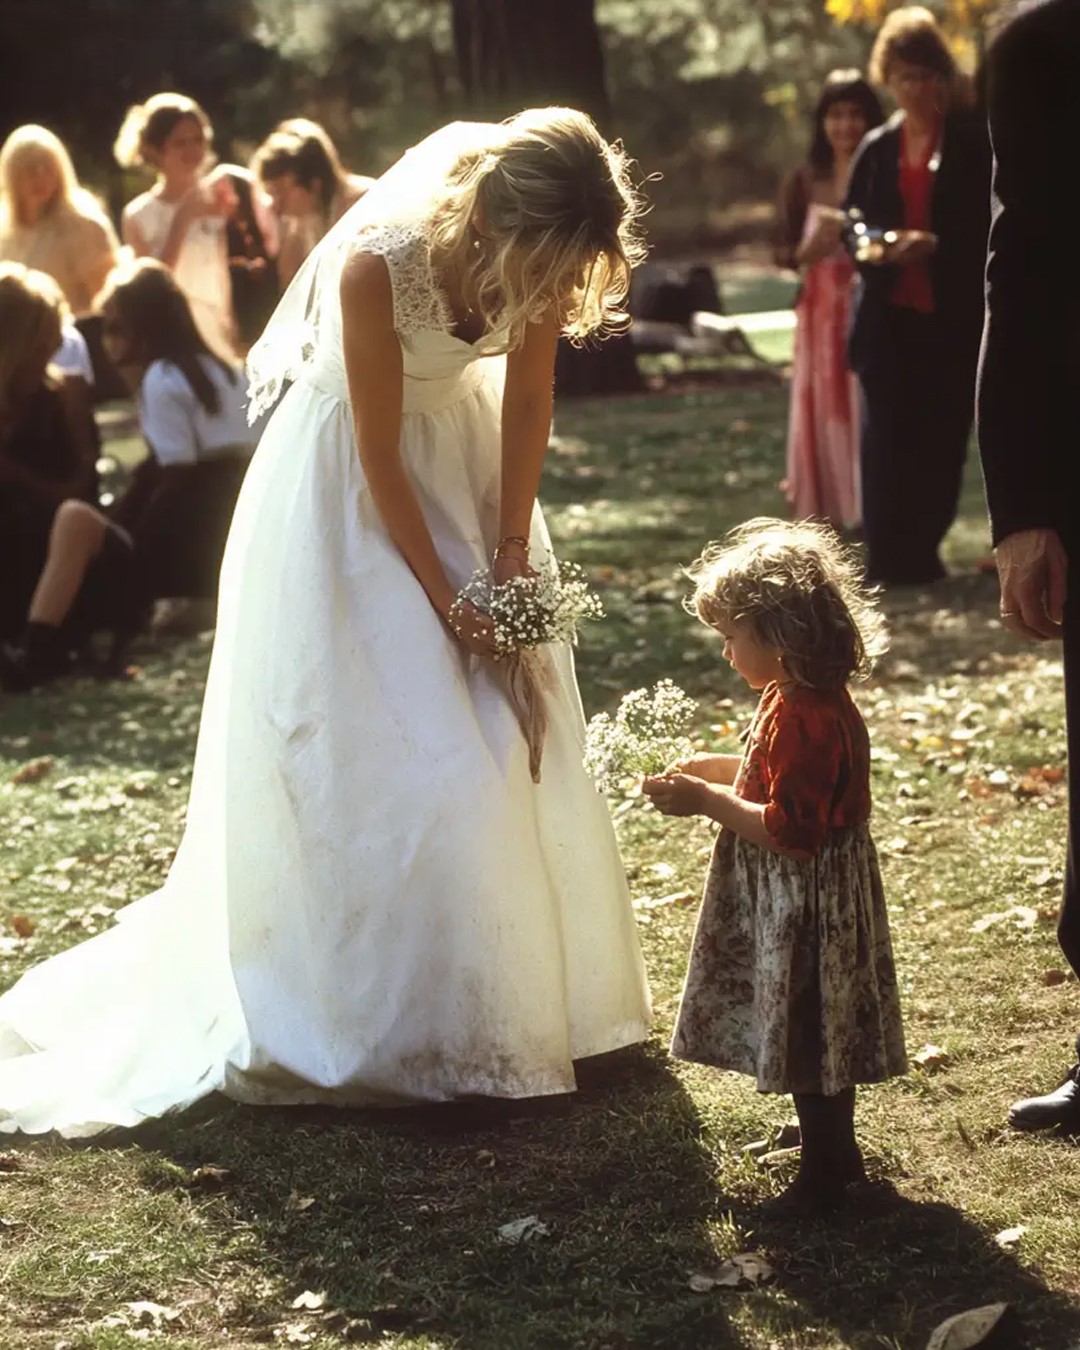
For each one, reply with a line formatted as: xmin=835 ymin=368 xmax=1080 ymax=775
xmin=844 ymin=5 xmax=990 ymax=586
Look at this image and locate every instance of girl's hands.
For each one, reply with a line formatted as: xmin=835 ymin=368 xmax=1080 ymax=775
xmin=446 ymin=595 xmax=500 ymax=659
xmin=642 ymin=772 xmax=708 ymax=817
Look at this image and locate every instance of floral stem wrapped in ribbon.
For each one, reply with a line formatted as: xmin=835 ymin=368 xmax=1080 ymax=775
xmin=454 ymin=554 xmax=604 ymax=782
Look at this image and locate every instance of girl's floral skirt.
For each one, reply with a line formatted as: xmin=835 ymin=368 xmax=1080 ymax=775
xmin=672 ymin=824 xmax=907 ymax=1096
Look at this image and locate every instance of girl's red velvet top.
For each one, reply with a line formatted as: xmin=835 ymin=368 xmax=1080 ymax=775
xmin=733 ymin=681 xmax=872 ymax=856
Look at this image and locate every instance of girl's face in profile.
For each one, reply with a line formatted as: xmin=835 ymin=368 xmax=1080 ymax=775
xmin=16 ymin=150 xmax=61 ymax=221
xmin=714 ymin=618 xmax=784 ymax=690
xmin=823 ymin=100 xmax=869 ymax=159
xmin=155 ymin=115 xmax=208 ymax=181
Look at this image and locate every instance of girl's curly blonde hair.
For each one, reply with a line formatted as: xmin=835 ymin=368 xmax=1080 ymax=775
xmin=429 ymin=106 xmax=648 ymax=347
xmin=686 ymin=518 xmax=888 ymax=690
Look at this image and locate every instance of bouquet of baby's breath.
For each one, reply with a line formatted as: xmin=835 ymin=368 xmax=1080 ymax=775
xmin=459 ymin=556 xmax=603 ymax=659
xmin=583 ymin=679 xmax=698 ymax=793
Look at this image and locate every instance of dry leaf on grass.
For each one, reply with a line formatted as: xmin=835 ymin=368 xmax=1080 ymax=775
xmin=994 ymin=1225 xmax=1026 ymax=1249
xmin=497 ymin=1215 xmax=550 ymax=1244
xmin=913 ymin=1044 xmax=951 ymax=1072
xmin=291 ymin=1290 xmax=326 ymax=1311
xmin=285 ymin=1191 xmax=316 ymax=1213
xmin=924 ymin=1301 xmax=1015 ymax=1350
xmin=10 ymin=756 xmax=55 ymax=785
xmin=971 ymin=906 xmax=1038 ymax=934
xmin=191 ymin=1165 xmax=232 ymax=1186
xmin=688 ymin=1253 xmax=774 ymax=1292
xmin=8 ymin=915 xmax=35 ymax=939
xmin=1041 ymin=969 xmax=1070 ymax=987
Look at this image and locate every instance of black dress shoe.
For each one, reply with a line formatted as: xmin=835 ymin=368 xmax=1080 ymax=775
xmin=1008 ymin=1066 xmax=1080 ymax=1132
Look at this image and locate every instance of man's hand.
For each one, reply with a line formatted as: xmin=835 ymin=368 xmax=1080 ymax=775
xmin=642 ymin=772 xmax=708 ymax=818
xmin=996 ymin=528 xmax=1068 ymax=640
xmin=885 ymin=229 xmax=938 ymax=265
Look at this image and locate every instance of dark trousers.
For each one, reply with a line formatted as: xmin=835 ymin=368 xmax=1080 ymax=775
xmin=1062 ymin=547 xmax=1080 ymax=977
xmin=857 ymin=307 xmax=976 ymax=585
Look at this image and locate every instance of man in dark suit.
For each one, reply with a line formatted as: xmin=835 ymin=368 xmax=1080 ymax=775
xmin=978 ymin=0 xmax=1080 ymax=1132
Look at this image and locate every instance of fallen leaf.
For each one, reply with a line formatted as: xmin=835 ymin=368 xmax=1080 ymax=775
xmin=925 ymin=1302 xmax=1015 ymax=1350
xmin=8 ymin=915 xmax=35 ymax=939
xmin=475 ymin=1149 xmax=496 ymax=1168
xmin=497 ymin=1215 xmax=550 ymax=1244
xmin=994 ymin=1225 xmax=1026 ymax=1249
xmin=1041 ymin=969 xmax=1070 ymax=987
xmin=191 ymin=1165 xmax=232 ymax=1186
xmin=914 ymin=1044 xmax=951 ymax=1072
xmin=688 ymin=1253 xmax=774 ymax=1292
xmin=10 ymin=757 xmax=54 ymax=785
xmin=124 ymin=1301 xmax=181 ymax=1328
xmin=286 ymin=1191 xmax=316 ymax=1213
xmin=972 ymin=905 xmax=1038 ymax=934
xmin=291 ymin=1290 xmax=326 ymax=1311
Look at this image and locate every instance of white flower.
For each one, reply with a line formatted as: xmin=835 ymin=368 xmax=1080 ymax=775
xmin=460 ymin=555 xmax=603 ymax=656
xmin=583 ymin=679 xmax=697 ymax=794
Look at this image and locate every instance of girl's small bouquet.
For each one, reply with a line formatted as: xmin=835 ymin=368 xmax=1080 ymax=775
xmin=584 ymin=680 xmax=698 ymax=794
xmin=452 ymin=554 xmax=604 ymax=659
xmin=451 ymin=551 xmax=604 ymax=783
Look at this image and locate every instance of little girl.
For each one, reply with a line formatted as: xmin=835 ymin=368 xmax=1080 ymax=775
xmin=644 ymin=517 xmax=907 ymax=1215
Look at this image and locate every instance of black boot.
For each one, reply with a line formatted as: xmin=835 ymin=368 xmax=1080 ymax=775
xmin=1009 ymin=1033 xmax=1080 ymax=1132
xmin=0 ymin=622 xmax=71 ymax=693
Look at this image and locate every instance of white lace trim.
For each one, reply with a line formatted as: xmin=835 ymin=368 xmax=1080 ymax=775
xmin=353 ymin=221 xmax=452 ymax=338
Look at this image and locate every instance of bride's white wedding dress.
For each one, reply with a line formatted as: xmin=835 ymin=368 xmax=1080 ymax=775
xmin=0 ymin=123 xmax=651 ymax=1137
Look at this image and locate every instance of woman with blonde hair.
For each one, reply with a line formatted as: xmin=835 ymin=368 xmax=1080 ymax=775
xmin=0 ymin=109 xmax=652 ymax=1137
xmin=0 ymin=124 xmax=119 ymax=319
xmin=252 ymin=117 xmax=374 ymax=284
xmin=115 ymin=91 xmax=237 ymax=358
xmin=843 ymin=5 xmax=990 ymax=585
xmin=0 ymin=264 xmax=97 ymax=642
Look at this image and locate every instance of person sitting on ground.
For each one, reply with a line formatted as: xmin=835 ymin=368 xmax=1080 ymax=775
xmin=0 ymin=263 xmax=98 ymax=644
xmin=251 ymin=117 xmax=374 ymax=286
xmin=0 ymin=259 xmax=261 ymax=690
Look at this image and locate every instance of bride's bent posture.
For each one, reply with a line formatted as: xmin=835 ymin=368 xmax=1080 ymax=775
xmin=0 ymin=109 xmax=652 ymax=1137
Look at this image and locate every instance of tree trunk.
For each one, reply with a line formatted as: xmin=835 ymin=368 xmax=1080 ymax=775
xmin=449 ymin=0 xmax=642 ymax=395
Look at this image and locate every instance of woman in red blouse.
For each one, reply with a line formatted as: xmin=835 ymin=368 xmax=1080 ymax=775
xmin=644 ymin=518 xmax=907 ymax=1216
xmin=843 ymin=7 xmax=990 ymax=586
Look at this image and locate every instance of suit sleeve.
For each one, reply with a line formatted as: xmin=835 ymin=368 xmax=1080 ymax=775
xmin=976 ymin=14 xmax=1063 ymax=544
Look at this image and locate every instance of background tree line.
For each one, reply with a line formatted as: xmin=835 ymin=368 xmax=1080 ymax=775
xmin=1 ymin=0 xmax=999 ymax=252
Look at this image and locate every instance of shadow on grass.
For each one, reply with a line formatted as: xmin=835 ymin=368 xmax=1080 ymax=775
xmin=120 ymin=1046 xmax=760 ymax=1350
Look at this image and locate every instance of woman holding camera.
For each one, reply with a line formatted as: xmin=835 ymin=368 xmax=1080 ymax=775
xmin=844 ymin=6 xmax=989 ymax=586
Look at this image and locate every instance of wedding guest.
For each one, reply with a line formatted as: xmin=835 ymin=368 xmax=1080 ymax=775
xmin=213 ymin=164 xmax=280 ymax=353
xmin=116 ymin=92 xmax=238 ymax=359
xmin=844 ymin=6 xmax=990 ymax=586
xmin=0 ymin=125 xmax=119 ymax=320
xmin=0 ymin=264 xmax=97 ymax=643
xmin=0 ymin=260 xmax=258 ymax=689
xmin=776 ymin=72 xmax=883 ymax=531
xmin=252 ymin=118 xmax=374 ymax=285
xmin=978 ymin=0 xmax=1080 ymax=1134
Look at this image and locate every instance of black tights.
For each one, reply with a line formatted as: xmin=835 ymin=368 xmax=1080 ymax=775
xmin=791 ymin=1088 xmax=865 ymax=1196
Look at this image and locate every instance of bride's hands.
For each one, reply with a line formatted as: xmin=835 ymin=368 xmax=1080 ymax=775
xmin=492 ymin=536 xmax=537 ymax=586
xmin=446 ymin=595 xmax=500 ymax=659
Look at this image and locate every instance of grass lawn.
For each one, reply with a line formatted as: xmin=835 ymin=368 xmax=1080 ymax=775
xmin=1 ymin=382 xmax=1079 ymax=1350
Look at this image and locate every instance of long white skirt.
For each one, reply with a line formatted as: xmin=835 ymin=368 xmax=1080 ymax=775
xmin=0 ymin=366 xmax=651 ymax=1136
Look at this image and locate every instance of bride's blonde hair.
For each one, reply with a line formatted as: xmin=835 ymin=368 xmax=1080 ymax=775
xmin=429 ymin=107 xmax=647 ymax=346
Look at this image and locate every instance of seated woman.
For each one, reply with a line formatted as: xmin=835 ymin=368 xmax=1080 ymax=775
xmin=0 ymin=263 xmax=98 ymax=644
xmin=0 ymin=259 xmax=260 ymax=690
xmin=251 ymin=117 xmax=374 ymax=285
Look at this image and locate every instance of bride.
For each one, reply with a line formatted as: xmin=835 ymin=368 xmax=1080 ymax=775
xmin=0 ymin=108 xmax=652 ymax=1136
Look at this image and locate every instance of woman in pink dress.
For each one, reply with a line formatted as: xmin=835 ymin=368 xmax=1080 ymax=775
xmin=776 ymin=72 xmax=883 ymax=531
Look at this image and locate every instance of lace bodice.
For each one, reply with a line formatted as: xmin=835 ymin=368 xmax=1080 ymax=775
xmin=299 ymin=221 xmax=505 ymax=413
